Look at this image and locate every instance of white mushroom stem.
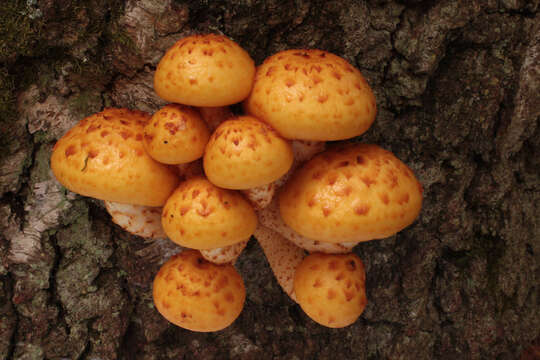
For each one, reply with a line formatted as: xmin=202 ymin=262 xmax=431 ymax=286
xmin=200 ymin=240 xmax=249 ymax=265
xmin=254 ymin=225 xmax=306 ymax=302
xmin=198 ymin=106 xmax=234 ymax=132
xmin=242 ymin=140 xmax=326 ymax=210
xmin=274 ymin=140 xmax=326 ymax=187
xmin=257 ymin=199 xmax=358 ymax=254
xmin=104 ymin=201 xmax=166 ymax=239
xmin=241 ymin=183 xmax=276 ymax=211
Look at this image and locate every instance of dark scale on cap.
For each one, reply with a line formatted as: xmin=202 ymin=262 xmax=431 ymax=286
xmin=327 ymin=289 xmax=337 ymax=300
xmin=354 ymin=204 xmax=370 ymax=216
xmin=65 ymin=145 xmax=77 ymax=157
xmin=328 ymin=260 xmax=339 ymax=270
xmin=343 ymin=289 xmax=355 ymax=302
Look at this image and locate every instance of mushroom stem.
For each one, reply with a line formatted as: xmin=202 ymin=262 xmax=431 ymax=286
xmin=258 ymin=199 xmax=358 ymax=254
xmin=200 ymin=240 xmax=249 ymax=265
xmin=242 ymin=140 xmax=326 ymax=210
xmin=175 ymin=159 xmax=203 ymax=180
xmin=104 ymin=201 xmax=166 ymax=239
xmin=254 ymin=225 xmax=306 ymax=302
xmin=198 ymin=106 xmax=233 ymax=132
xmin=274 ymin=140 xmax=326 ymax=188
xmin=241 ymin=183 xmax=276 ymax=211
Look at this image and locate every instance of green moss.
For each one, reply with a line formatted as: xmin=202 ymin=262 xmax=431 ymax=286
xmin=68 ymin=89 xmax=102 ymax=115
xmin=0 ymin=66 xmax=17 ymax=139
xmin=107 ymin=28 xmax=138 ymax=52
xmin=29 ymin=144 xmax=53 ymax=184
xmin=0 ymin=66 xmax=15 ymax=114
xmin=0 ymin=0 xmax=45 ymax=63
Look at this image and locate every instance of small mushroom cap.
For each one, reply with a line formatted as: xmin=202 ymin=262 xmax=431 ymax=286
xmin=294 ymin=252 xmax=367 ymax=328
xmin=244 ymin=49 xmax=376 ymax=141
xmin=153 ymin=250 xmax=246 ymax=332
xmin=162 ymin=177 xmax=258 ymax=249
xmin=154 ymin=34 xmax=255 ymax=107
xmin=204 ymin=116 xmax=294 ymax=189
xmin=279 ymin=143 xmax=423 ymax=243
xmin=143 ymin=104 xmax=210 ymax=164
xmin=50 ymin=108 xmax=179 ymax=207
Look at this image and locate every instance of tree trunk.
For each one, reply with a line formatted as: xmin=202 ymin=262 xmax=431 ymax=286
xmin=0 ymin=0 xmax=539 ymax=359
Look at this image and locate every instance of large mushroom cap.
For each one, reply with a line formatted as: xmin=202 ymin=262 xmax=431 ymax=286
xmin=162 ymin=177 xmax=257 ymax=249
xmin=154 ymin=34 xmax=255 ymax=107
xmin=279 ymin=143 xmax=423 ymax=243
xmin=143 ymin=104 xmax=210 ymax=165
xmin=203 ymin=115 xmax=294 ymax=189
xmin=244 ymin=49 xmax=376 ymax=141
xmin=153 ymin=250 xmax=246 ymax=332
xmin=50 ymin=108 xmax=179 ymax=207
xmin=294 ymin=252 xmax=367 ymax=328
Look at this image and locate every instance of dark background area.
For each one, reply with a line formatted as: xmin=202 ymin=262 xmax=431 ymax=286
xmin=0 ymin=0 xmax=538 ymax=359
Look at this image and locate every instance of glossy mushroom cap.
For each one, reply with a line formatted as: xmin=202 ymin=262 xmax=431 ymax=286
xmin=143 ymin=104 xmax=210 ymax=165
xmin=279 ymin=143 xmax=423 ymax=243
xmin=161 ymin=177 xmax=257 ymax=250
xmin=204 ymin=116 xmax=294 ymax=189
xmin=244 ymin=49 xmax=376 ymax=141
xmin=50 ymin=108 xmax=179 ymax=207
xmin=294 ymin=252 xmax=367 ymax=328
xmin=153 ymin=250 xmax=246 ymax=332
xmin=154 ymin=34 xmax=255 ymax=107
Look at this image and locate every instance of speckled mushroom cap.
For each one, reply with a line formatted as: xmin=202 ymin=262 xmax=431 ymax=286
xmin=50 ymin=108 xmax=180 ymax=207
xmin=243 ymin=49 xmax=376 ymax=141
xmin=203 ymin=116 xmax=294 ymax=189
xmin=154 ymin=34 xmax=255 ymax=107
xmin=161 ymin=177 xmax=257 ymax=250
xmin=143 ymin=104 xmax=210 ymax=164
xmin=294 ymin=252 xmax=367 ymax=328
xmin=279 ymin=143 xmax=423 ymax=243
xmin=153 ymin=250 xmax=246 ymax=332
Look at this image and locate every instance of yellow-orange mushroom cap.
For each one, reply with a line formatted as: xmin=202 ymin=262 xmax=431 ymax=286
xmin=244 ymin=49 xmax=376 ymax=141
xmin=203 ymin=115 xmax=294 ymax=189
xmin=279 ymin=143 xmax=423 ymax=243
xmin=143 ymin=104 xmax=210 ymax=164
xmin=154 ymin=34 xmax=255 ymax=107
xmin=161 ymin=177 xmax=257 ymax=250
xmin=153 ymin=250 xmax=246 ymax=332
xmin=294 ymin=252 xmax=367 ymax=328
xmin=50 ymin=108 xmax=179 ymax=207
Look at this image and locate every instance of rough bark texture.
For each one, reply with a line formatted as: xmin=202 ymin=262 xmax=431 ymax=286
xmin=1 ymin=0 xmax=539 ymax=359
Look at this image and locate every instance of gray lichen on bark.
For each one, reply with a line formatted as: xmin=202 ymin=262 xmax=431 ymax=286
xmin=0 ymin=0 xmax=539 ymax=359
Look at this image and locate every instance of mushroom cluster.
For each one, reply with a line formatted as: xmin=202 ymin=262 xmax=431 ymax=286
xmin=50 ymin=33 xmax=422 ymax=331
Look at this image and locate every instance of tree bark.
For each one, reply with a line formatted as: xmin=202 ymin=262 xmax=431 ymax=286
xmin=0 ymin=0 xmax=539 ymax=359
